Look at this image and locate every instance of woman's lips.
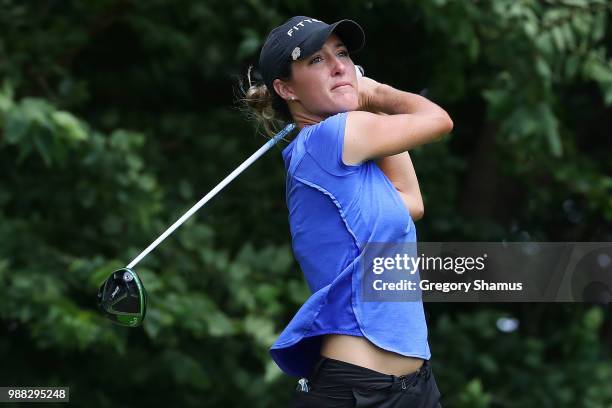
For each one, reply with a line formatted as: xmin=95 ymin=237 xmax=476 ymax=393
xmin=332 ymin=83 xmax=352 ymax=90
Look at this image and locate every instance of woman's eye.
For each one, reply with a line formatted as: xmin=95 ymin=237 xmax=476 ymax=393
xmin=309 ymin=50 xmax=348 ymax=64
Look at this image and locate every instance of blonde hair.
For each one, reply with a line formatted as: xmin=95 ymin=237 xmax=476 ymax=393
xmin=238 ymin=66 xmax=293 ymax=137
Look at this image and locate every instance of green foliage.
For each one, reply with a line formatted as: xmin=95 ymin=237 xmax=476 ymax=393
xmin=429 ymin=306 xmax=612 ymax=407
xmin=0 ymin=0 xmax=610 ymax=407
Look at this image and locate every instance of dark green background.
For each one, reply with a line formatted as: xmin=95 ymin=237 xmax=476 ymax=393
xmin=1 ymin=1 xmax=611 ymax=406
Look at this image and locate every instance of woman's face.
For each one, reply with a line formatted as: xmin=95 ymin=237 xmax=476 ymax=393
xmin=275 ymin=34 xmax=359 ymax=120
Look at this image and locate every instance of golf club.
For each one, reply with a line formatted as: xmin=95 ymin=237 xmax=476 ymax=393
xmin=97 ymin=65 xmax=365 ymax=327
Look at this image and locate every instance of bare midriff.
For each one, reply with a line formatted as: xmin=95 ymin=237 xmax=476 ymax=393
xmin=320 ymin=334 xmax=424 ymax=377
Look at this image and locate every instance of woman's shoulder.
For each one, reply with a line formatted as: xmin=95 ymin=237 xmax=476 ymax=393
xmin=303 ymin=111 xmax=348 ymax=141
xmin=319 ymin=111 xmax=349 ymax=128
xmin=300 ymin=111 xmax=361 ymax=176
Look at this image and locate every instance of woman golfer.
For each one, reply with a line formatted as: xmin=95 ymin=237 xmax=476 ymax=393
xmin=244 ymin=16 xmax=453 ymax=407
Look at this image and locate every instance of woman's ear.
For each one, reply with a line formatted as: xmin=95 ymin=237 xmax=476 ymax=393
xmin=273 ymin=79 xmax=297 ymax=101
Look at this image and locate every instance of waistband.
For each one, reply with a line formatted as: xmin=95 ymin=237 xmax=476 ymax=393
xmin=309 ymin=357 xmax=431 ymax=393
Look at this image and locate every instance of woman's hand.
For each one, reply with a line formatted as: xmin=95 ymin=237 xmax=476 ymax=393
xmin=357 ymin=76 xmax=383 ymax=113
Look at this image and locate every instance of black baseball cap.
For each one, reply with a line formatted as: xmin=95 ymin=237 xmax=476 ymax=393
xmin=258 ymin=16 xmax=365 ymax=94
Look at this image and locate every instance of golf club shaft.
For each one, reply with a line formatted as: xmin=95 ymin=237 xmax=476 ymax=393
xmin=126 ymin=122 xmax=296 ymax=269
xmin=126 ymin=65 xmax=365 ymax=269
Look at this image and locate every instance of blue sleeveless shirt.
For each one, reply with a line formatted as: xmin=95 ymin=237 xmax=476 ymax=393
xmin=270 ymin=111 xmax=431 ymax=378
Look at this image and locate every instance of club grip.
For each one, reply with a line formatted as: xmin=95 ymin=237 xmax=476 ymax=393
xmin=355 ymin=65 xmax=365 ymax=78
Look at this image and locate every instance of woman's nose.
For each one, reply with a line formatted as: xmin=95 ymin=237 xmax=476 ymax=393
xmin=330 ymin=56 xmax=347 ymax=76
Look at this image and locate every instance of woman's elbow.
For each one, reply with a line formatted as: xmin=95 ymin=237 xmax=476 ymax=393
xmin=444 ymin=115 xmax=454 ymax=132
xmin=435 ymin=114 xmax=453 ymax=140
xmin=421 ymin=113 xmax=453 ymax=144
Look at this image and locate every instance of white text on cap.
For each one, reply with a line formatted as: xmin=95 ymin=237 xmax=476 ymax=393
xmin=287 ymin=18 xmax=323 ymax=37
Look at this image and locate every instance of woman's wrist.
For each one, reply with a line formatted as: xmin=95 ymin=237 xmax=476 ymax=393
xmin=368 ymin=84 xmax=394 ymax=114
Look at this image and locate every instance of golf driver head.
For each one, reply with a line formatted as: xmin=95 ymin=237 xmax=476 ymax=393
xmin=97 ymin=268 xmax=147 ymax=327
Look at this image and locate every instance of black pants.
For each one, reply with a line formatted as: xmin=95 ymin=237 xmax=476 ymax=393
xmin=288 ymin=357 xmax=442 ymax=408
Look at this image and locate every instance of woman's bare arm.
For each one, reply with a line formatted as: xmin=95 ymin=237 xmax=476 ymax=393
xmin=360 ymin=77 xmax=449 ymax=118
xmin=365 ymin=112 xmax=425 ymax=220
xmin=344 ymin=78 xmax=450 ymax=220
xmin=343 ymin=78 xmax=453 ymax=164
xmin=375 ymin=152 xmax=424 ymax=220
